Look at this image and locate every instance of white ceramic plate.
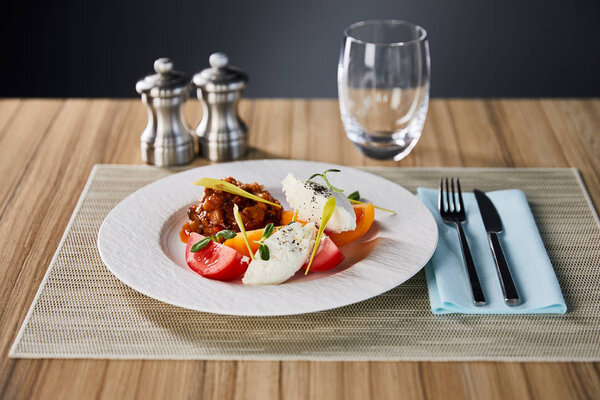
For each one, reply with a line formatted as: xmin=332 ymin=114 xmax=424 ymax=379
xmin=98 ymin=159 xmax=437 ymax=316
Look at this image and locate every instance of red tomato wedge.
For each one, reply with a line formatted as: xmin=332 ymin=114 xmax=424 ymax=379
xmin=301 ymin=234 xmax=345 ymax=272
xmin=186 ymin=233 xmax=249 ymax=281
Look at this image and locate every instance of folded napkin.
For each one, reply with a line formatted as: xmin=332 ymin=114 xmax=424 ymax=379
xmin=417 ymin=188 xmax=566 ymax=314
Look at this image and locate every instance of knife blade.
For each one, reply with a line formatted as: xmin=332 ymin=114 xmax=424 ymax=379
xmin=474 ymin=190 xmax=521 ymax=306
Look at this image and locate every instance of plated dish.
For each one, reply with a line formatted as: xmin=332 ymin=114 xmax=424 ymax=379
xmin=180 ymin=170 xmax=383 ymax=285
xmin=98 ymin=160 xmax=438 ymax=316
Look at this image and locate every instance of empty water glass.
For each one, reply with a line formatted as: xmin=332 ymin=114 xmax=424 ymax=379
xmin=338 ymin=20 xmax=430 ymax=161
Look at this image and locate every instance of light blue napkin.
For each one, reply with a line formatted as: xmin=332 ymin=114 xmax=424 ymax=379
xmin=417 ymin=188 xmax=566 ymax=314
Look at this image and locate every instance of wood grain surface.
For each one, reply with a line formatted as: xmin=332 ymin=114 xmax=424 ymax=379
xmin=0 ymin=98 xmax=599 ymax=400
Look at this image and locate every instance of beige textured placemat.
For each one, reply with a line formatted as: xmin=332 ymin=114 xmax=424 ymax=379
xmin=9 ymin=165 xmax=600 ymax=361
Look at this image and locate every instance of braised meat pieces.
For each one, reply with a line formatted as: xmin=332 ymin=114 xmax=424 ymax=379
xmin=182 ymin=177 xmax=282 ymax=238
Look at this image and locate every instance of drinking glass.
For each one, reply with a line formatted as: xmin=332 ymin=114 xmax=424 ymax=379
xmin=338 ymin=20 xmax=430 ymax=161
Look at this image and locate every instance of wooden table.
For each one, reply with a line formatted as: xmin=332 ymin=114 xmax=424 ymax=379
xmin=1 ymin=98 xmax=599 ymax=399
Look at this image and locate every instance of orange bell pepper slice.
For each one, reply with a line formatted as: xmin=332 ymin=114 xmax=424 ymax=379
xmin=222 ymin=228 xmax=265 ymax=258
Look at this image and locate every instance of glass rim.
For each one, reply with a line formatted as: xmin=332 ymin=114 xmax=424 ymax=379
xmin=343 ymin=19 xmax=428 ymax=47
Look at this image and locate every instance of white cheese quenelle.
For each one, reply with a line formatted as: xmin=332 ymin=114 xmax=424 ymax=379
xmin=242 ymin=222 xmax=317 ymax=285
xmin=281 ymin=173 xmax=356 ymax=233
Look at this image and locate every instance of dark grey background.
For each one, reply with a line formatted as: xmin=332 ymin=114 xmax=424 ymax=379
xmin=2 ymin=0 xmax=598 ymax=98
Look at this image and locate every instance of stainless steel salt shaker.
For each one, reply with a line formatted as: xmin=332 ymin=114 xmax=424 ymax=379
xmin=193 ymin=53 xmax=248 ymax=161
xmin=136 ymin=58 xmax=196 ymax=166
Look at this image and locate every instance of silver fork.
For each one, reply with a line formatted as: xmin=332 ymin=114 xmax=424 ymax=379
xmin=439 ymin=178 xmax=486 ymax=305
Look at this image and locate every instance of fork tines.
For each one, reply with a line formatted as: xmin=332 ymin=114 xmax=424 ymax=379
xmin=438 ymin=178 xmax=465 ymax=218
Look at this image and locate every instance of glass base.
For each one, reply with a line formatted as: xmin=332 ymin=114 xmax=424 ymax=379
xmin=344 ymin=124 xmax=422 ymax=161
xmin=351 ymin=134 xmax=421 ymax=161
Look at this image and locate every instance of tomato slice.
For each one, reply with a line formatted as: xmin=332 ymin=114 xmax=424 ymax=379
xmin=301 ymin=234 xmax=344 ymax=272
xmin=186 ymin=233 xmax=249 ymax=281
xmin=328 ymin=203 xmax=375 ymax=247
xmin=281 ymin=203 xmax=375 ymax=247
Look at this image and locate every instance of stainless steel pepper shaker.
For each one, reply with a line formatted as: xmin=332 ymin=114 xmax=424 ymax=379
xmin=136 ymin=58 xmax=196 ymax=166
xmin=193 ymin=53 xmax=248 ymax=161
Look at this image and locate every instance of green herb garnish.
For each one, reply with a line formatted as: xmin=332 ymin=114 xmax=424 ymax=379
xmin=233 ymin=204 xmax=254 ymax=260
xmin=258 ymin=244 xmax=270 ymax=261
xmin=262 ymin=223 xmax=274 ymax=239
xmin=305 ymin=196 xmax=336 ymax=275
xmin=347 ymin=189 xmax=395 ymax=213
xmin=192 ymin=177 xmax=282 ymax=208
xmin=308 ymin=169 xmax=344 ymax=193
xmin=347 ymin=191 xmax=360 ymax=201
xmin=310 ymin=169 xmax=396 ymax=216
xmin=287 ymin=209 xmax=298 ymax=225
xmin=190 ymin=229 xmax=237 ymax=252
xmin=190 ymin=237 xmax=212 ymax=252
xmin=216 ymin=230 xmax=236 ymax=240
xmin=308 ymin=171 xmax=395 ymax=214
xmin=349 ymin=198 xmax=397 ymax=214
xmin=252 ymin=223 xmax=275 ymax=261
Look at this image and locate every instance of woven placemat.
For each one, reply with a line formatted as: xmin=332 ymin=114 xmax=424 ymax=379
xmin=9 ymin=165 xmax=600 ymax=361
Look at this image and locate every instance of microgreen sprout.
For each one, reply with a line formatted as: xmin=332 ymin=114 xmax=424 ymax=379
xmin=190 ymin=237 xmax=211 ymax=252
xmin=258 ymin=244 xmax=270 ymax=261
xmin=287 ymin=209 xmax=299 ymax=225
xmin=347 ymin=191 xmax=360 ymax=201
xmin=348 ymin=198 xmax=397 ymax=214
xmin=305 ymin=196 xmax=336 ymax=275
xmin=233 ymin=204 xmax=254 ymax=260
xmin=310 ymin=171 xmax=396 ymax=213
xmin=308 ymin=169 xmax=344 ymax=193
xmin=190 ymin=229 xmax=236 ymax=252
xmin=347 ymin=189 xmax=396 ymax=214
xmin=252 ymin=223 xmax=275 ymax=260
xmin=216 ymin=230 xmax=237 ymax=240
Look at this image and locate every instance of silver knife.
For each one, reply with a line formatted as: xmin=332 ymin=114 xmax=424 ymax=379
xmin=473 ymin=190 xmax=521 ymax=306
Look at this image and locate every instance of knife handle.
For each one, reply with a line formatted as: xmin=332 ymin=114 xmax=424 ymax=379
xmin=455 ymin=223 xmax=486 ymax=305
xmin=488 ymin=232 xmax=520 ymax=305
